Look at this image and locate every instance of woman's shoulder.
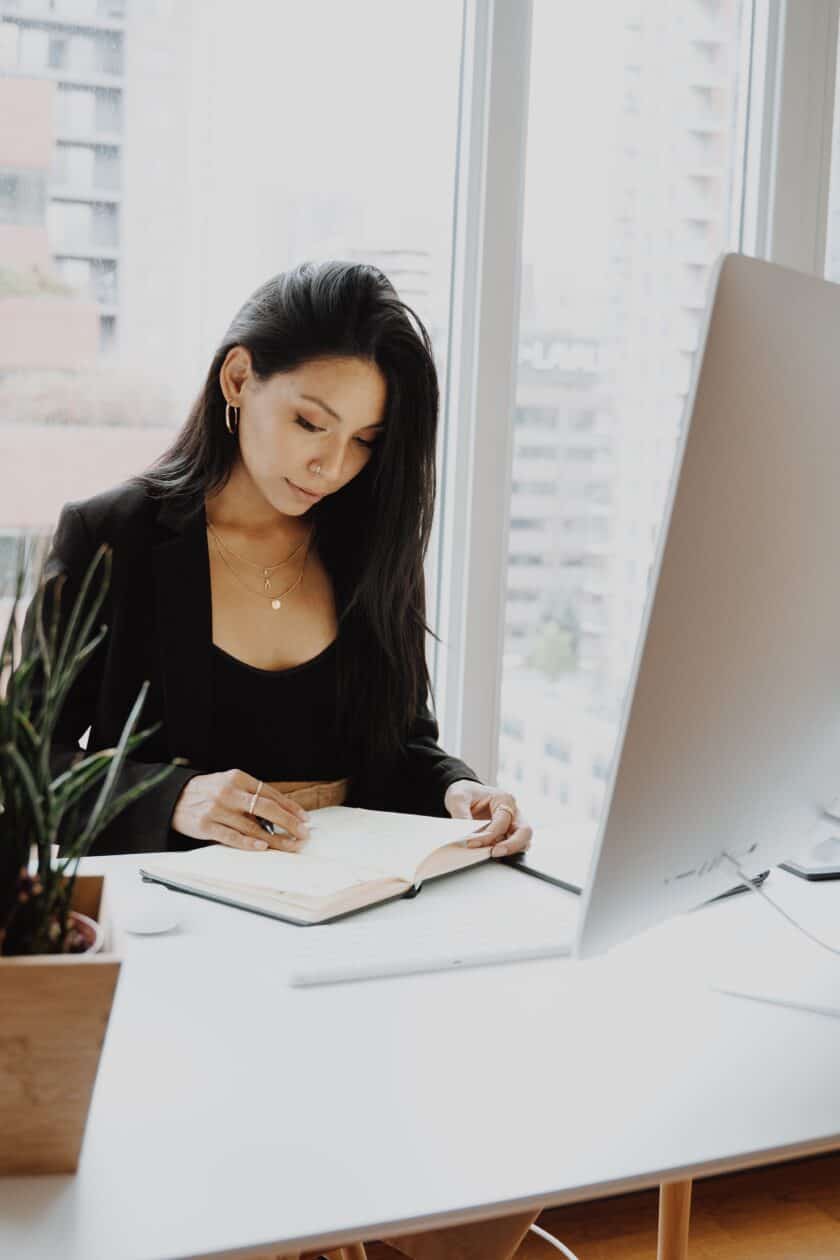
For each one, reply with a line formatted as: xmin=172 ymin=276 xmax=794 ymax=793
xmin=60 ymin=478 xmax=168 ymax=547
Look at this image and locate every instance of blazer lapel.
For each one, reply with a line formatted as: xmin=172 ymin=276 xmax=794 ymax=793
xmin=151 ymin=496 xmax=213 ymax=769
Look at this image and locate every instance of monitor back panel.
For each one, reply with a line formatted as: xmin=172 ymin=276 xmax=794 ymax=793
xmin=577 ymin=252 xmax=840 ymax=958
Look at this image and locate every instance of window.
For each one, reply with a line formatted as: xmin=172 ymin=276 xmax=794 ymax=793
xmin=509 ymin=518 xmax=543 ymax=531
xmin=508 ymin=554 xmax=544 ymax=567
xmin=60 ymin=145 xmax=94 ymax=187
xmin=0 ymin=2 xmax=464 ymax=607
xmin=56 ymin=257 xmax=92 ymax=297
xmin=824 ymin=24 xmax=840 ymax=284
xmin=511 ymin=480 xmax=556 ymax=495
xmin=0 ymin=532 xmax=46 ymax=630
xmin=94 ymin=90 xmax=121 ymax=134
xmin=514 ymin=406 xmax=558 ymax=429
xmin=544 ymin=739 xmax=571 ymax=764
xmin=0 ymin=169 xmax=46 ymax=225
xmin=517 ymin=445 xmax=556 ymax=459
xmin=48 ymin=37 xmax=67 ymax=69
xmin=0 ymin=532 xmax=36 ymax=598
xmin=498 ymin=0 xmax=754 ymax=831
xmin=18 ymin=26 xmax=47 ymax=72
xmin=97 ymin=34 xmax=123 ymax=76
xmin=0 ymin=22 xmax=20 ymax=72
xmin=56 ymin=86 xmax=96 ymax=134
xmin=0 ymin=173 xmax=17 ymax=220
xmin=93 ymin=148 xmax=120 ymax=191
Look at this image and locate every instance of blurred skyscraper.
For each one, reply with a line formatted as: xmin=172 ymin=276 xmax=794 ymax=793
xmin=0 ymin=0 xmax=126 ymax=351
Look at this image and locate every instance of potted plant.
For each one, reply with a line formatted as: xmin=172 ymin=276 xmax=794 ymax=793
xmin=0 ymin=537 xmax=181 ymax=1174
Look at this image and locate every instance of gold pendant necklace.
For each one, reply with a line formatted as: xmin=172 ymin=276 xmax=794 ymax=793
xmin=206 ymin=522 xmax=310 ymax=595
xmin=210 ymin=530 xmax=311 ymax=610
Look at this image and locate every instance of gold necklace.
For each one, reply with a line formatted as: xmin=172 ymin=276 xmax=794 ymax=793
xmin=206 ymin=521 xmax=311 ymax=594
xmin=210 ymin=530 xmax=311 ymax=611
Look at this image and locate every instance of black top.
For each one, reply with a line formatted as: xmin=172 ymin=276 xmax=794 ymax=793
xmin=209 ymin=639 xmax=350 ymax=782
xmin=21 ymin=481 xmax=483 ymax=857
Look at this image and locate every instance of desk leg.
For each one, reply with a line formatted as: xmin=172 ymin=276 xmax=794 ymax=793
xmin=657 ymin=1180 xmax=692 ymax=1260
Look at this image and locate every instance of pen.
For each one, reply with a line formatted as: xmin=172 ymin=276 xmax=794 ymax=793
xmin=257 ymin=818 xmax=317 ymax=836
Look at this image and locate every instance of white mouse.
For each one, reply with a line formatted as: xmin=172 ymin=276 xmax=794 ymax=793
xmin=122 ymin=896 xmax=180 ymax=935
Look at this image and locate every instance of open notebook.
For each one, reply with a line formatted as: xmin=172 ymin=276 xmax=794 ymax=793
xmin=140 ymin=806 xmax=496 ymax=925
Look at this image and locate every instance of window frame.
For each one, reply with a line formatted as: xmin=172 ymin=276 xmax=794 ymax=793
xmin=431 ymin=0 xmax=840 ymax=786
xmin=429 ymin=0 xmax=532 ymax=782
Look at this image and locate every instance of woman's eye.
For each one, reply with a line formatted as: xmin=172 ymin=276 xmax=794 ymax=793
xmin=295 ymin=415 xmax=377 ymax=449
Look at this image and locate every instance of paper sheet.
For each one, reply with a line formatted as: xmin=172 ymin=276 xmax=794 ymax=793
xmin=289 ymin=806 xmax=488 ymax=881
xmin=142 ymin=846 xmax=386 ymax=898
xmin=142 ymin=806 xmax=488 ymax=895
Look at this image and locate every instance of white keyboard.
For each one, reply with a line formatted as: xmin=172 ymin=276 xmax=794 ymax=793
xmin=284 ymin=900 xmax=580 ymax=986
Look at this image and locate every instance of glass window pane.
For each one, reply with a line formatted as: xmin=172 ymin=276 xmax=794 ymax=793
xmin=824 ymin=27 xmax=840 ymax=282
xmin=500 ymin=0 xmax=753 ymax=837
xmin=0 ymin=1 xmax=463 ymax=625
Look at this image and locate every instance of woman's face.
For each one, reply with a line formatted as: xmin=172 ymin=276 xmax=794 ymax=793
xmin=220 ymin=350 xmax=388 ymax=516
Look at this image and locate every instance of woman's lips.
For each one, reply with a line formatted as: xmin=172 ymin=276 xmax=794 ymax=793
xmin=285 ymin=478 xmax=323 ymax=501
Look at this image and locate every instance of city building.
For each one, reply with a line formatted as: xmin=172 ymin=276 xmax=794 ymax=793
xmin=0 ymin=0 xmax=126 ymax=351
xmin=604 ymin=0 xmax=747 ymax=701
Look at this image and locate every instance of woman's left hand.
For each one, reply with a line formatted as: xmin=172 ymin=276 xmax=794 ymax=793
xmin=443 ymin=779 xmax=532 ymax=858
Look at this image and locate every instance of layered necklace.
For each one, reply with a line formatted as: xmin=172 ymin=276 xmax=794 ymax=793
xmin=207 ymin=520 xmax=313 ymax=612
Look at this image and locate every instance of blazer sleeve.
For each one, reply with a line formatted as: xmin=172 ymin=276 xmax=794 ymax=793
xmin=19 ymin=502 xmax=201 ymax=857
xmin=384 ymin=686 xmax=484 ymax=818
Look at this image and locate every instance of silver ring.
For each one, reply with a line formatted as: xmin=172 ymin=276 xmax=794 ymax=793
xmin=248 ymin=780 xmax=263 ymax=816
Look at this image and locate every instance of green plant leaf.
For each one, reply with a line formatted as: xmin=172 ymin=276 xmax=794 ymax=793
xmin=51 ymin=545 xmax=110 ymax=681
xmin=74 ymin=680 xmax=151 ymax=852
xmin=3 ymin=743 xmax=47 ymax=848
xmin=49 ymin=721 xmax=164 ymax=818
xmin=1 ymin=536 xmax=184 ymax=952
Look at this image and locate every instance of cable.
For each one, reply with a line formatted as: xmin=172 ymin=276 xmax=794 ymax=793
xmin=527 ymin=1222 xmax=582 ymax=1260
xmin=721 ymin=853 xmax=840 ymax=956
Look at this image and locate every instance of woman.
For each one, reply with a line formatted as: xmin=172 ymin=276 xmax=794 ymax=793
xmin=25 ymin=260 xmax=551 ymax=1258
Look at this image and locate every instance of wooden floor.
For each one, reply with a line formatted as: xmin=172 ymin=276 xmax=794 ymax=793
xmin=366 ymin=1151 xmax=840 ymax=1260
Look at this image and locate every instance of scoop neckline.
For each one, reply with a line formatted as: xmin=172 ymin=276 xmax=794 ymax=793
xmin=212 ymin=638 xmax=337 ymax=677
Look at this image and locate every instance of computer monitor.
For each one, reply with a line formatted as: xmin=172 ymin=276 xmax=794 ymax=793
xmin=575 ymin=251 xmax=840 ymax=959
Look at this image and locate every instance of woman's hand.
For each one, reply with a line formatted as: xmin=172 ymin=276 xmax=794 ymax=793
xmin=443 ymin=779 xmax=532 ymax=857
xmin=171 ymin=770 xmax=311 ymax=852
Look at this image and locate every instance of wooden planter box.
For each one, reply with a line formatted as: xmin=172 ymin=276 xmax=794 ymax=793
xmin=0 ymin=874 xmax=121 ymax=1175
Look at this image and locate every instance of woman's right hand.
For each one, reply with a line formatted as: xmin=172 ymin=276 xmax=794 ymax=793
xmin=170 ymin=770 xmax=311 ymax=851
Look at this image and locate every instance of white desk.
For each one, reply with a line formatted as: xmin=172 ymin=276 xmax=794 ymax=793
xmin=1 ymin=853 xmax=839 ymax=1260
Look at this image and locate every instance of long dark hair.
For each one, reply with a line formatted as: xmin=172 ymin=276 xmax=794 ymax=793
xmin=135 ymin=259 xmax=441 ymax=783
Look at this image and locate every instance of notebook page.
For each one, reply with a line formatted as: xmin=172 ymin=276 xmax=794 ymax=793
xmin=141 ymin=845 xmax=389 ymax=898
xmin=282 ymin=806 xmax=490 ymax=883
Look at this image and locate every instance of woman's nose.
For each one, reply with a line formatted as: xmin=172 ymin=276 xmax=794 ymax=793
xmin=313 ymin=441 xmax=349 ymax=481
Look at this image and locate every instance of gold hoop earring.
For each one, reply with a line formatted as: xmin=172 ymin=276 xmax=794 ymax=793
xmin=225 ymin=402 xmax=239 ymax=435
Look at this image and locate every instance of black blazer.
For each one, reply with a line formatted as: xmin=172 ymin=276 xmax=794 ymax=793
xmin=22 ymin=480 xmax=481 ymax=856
